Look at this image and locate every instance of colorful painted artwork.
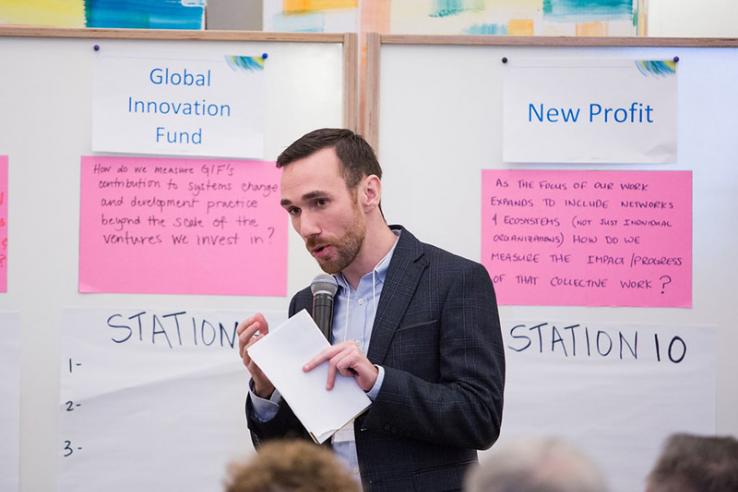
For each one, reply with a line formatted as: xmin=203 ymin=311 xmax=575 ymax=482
xmin=264 ymin=0 xmax=645 ymax=36
xmin=0 ymin=0 xmax=85 ymax=27
xmin=0 ymin=0 xmax=205 ymax=29
xmin=264 ymin=0 xmax=359 ymax=32
xmin=85 ymin=0 xmax=205 ymax=29
xmin=390 ymin=0 xmax=643 ymax=36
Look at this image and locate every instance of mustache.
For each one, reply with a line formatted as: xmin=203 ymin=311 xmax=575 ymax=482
xmin=306 ymin=236 xmax=329 ymax=250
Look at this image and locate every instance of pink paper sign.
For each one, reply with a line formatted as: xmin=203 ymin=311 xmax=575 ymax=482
xmin=482 ymin=170 xmax=692 ymax=307
xmin=80 ymin=156 xmax=286 ymax=296
xmin=0 ymin=156 xmax=7 ymax=292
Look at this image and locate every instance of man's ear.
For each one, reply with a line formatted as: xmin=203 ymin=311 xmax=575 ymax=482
xmin=361 ymin=175 xmax=381 ymax=211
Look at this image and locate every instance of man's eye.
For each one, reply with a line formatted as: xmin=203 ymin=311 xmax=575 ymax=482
xmin=315 ymin=198 xmax=328 ymax=208
xmin=287 ymin=207 xmax=300 ymax=216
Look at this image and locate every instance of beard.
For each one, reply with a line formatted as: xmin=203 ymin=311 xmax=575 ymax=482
xmin=306 ymin=204 xmax=366 ymax=274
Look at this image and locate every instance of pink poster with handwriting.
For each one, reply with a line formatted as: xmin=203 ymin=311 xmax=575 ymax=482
xmin=80 ymin=156 xmax=286 ymax=296
xmin=482 ymin=170 xmax=691 ymax=307
xmin=0 ymin=156 xmax=7 ymax=292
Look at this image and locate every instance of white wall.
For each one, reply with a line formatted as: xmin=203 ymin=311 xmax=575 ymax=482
xmin=649 ymin=0 xmax=738 ymax=37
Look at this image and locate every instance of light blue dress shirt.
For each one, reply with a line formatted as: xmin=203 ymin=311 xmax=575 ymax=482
xmin=249 ymin=231 xmax=400 ymax=485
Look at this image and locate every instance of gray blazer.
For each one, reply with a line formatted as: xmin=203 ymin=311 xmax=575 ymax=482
xmin=247 ymin=226 xmax=505 ymax=492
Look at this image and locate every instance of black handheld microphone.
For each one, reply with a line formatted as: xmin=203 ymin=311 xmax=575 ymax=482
xmin=310 ymin=274 xmax=338 ymax=342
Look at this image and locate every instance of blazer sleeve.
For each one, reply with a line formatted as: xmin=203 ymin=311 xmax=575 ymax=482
xmin=359 ymin=261 xmax=505 ymax=450
xmin=245 ymin=294 xmax=311 ymax=447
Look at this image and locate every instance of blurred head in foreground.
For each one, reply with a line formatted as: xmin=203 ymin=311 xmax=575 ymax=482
xmin=465 ymin=437 xmax=608 ymax=492
xmin=225 ymin=439 xmax=360 ymax=492
xmin=646 ymin=433 xmax=738 ymax=492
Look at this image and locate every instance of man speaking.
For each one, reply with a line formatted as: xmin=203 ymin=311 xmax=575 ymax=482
xmin=237 ymin=129 xmax=505 ymax=491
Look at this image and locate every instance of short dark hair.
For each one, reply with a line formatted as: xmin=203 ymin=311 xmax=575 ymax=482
xmin=276 ymin=128 xmax=382 ymax=188
xmin=646 ymin=433 xmax=738 ymax=492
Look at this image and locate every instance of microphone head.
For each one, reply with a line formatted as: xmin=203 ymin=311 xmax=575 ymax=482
xmin=310 ymin=274 xmax=338 ymax=298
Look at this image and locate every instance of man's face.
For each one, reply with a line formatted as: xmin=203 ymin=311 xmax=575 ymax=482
xmin=280 ymin=147 xmax=366 ymax=274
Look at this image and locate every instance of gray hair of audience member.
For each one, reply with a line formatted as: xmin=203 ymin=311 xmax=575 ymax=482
xmin=464 ymin=437 xmax=608 ymax=492
xmin=646 ymin=433 xmax=738 ymax=492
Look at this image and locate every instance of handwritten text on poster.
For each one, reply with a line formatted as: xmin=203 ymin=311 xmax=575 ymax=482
xmin=79 ymin=156 xmax=286 ymax=296
xmin=481 ymin=170 xmax=691 ymax=307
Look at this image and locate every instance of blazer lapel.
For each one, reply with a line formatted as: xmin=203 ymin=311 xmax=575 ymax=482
xmin=367 ymin=227 xmax=427 ymax=364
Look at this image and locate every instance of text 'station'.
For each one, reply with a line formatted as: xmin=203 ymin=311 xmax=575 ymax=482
xmin=58 ymin=308 xmax=287 ymax=492
xmin=79 ymin=156 xmax=286 ymax=296
xmin=501 ymin=319 xmax=715 ymax=492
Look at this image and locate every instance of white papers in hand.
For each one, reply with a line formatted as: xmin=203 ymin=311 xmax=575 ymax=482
xmin=247 ymin=309 xmax=372 ymax=443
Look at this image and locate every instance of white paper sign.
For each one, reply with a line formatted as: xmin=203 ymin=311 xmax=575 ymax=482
xmin=503 ymin=59 xmax=677 ymax=163
xmin=494 ymin=319 xmax=715 ymax=492
xmin=0 ymin=312 xmax=21 ymax=492
xmin=93 ymin=47 xmax=266 ymax=158
xmin=58 ymin=308 xmax=286 ymax=492
xmin=247 ymin=309 xmax=371 ymax=443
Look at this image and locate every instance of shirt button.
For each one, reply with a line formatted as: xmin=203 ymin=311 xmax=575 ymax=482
xmin=358 ymin=298 xmax=364 ymax=305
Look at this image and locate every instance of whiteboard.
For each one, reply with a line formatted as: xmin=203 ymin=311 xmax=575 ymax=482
xmin=369 ymin=36 xmax=738 ymax=491
xmin=0 ymin=28 xmax=354 ymax=492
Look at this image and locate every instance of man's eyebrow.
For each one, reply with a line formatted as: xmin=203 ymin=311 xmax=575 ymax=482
xmin=280 ymin=191 xmax=330 ymax=208
xmin=302 ymin=191 xmax=329 ymax=201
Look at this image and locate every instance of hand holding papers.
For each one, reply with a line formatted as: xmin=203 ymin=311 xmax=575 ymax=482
xmin=247 ymin=309 xmax=372 ymax=443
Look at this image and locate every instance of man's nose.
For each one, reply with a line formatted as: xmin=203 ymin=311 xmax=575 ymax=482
xmin=298 ymin=211 xmax=321 ymax=238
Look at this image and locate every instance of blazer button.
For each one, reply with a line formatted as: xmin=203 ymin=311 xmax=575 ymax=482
xmin=383 ymin=424 xmax=390 ymax=431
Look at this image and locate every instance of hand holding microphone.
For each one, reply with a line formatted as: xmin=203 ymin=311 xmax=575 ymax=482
xmin=308 ymin=274 xmax=378 ymax=391
xmin=310 ymin=274 xmax=338 ymax=341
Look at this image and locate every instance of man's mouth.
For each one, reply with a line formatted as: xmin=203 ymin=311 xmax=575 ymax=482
xmin=311 ymin=244 xmax=332 ymax=258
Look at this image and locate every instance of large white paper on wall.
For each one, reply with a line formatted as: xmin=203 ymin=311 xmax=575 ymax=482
xmin=93 ymin=46 xmax=267 ymax=158
xmin=494 ymin=319 xmax=716 ymax=492
xmin=0 ymin=312 xmax=21 ymax=492
xmin=58 ymin=308 xmax=286 ymax=492
xmin=503 ymin=59 xmax=677 ymax=163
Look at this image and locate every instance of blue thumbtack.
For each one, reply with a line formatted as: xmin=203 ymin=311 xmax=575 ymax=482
xmin=673 ymin=56 xmax=679 ymax=63
xmin=93 ymin=44 xmax=100 ymax=52
xmin=501 ymin=57 xmax=508 ymax=64
xmin=262 ymin=53 xmax=269 ymax=60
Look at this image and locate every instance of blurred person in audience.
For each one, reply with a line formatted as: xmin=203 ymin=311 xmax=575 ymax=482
xmin=646 ymin=433 xmax=738 ymax=492
xmin=464 ymin=437 xmax=608 ymax=492
xmin=225 ymin=439 xmax=360 ymax=492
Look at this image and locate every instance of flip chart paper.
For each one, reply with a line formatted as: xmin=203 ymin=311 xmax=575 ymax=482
xmin=498 ymin=319 xmax=715 ymax=492
xmin=247 ymin=309 xmax=371 ymax=443
xmin=79 ymin=156 xmax=287 ymax=296
xmin=0 ymin=312 xmax=21 ymax=492
xmin=503 ymin=59 xmax=677 ymax=163
xmin=482 ymin=170 xmax=691 ymax=307
xmin=0 ymin=156 xmax=7 ymax=292
xmin=58 ymin=308 xmax=287 ymax=492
